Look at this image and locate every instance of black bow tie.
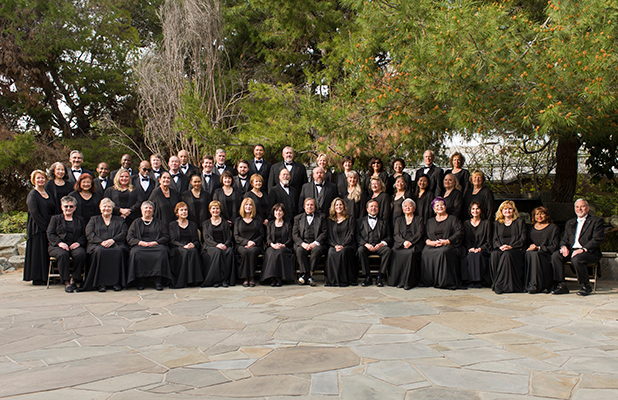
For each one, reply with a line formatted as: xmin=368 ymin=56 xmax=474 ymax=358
xmin=285 ymin=162 xmax=293 ymax=166
xmin=171 ymin=173 xmax=178 ymax=177
xmin=283 ymin=184 xmax=289 ymax=188
xmin=73 ymin=169 xmax=81 ymax=173
xmin=315 ymin=183 xmax=323 ymax=187
xmin=141 ymin=177 xmax=149 ymax=182
xmin=255 ymin=160 xmax=262 ymax=164
xmin=99 ymin=177 xmax=106 ymax=181
xmin=306 ymin=214 xmax=314 ymax=218
xmin=240 ymin=177 xmax=247 ymax=181
xmin=368 ymin=216 xmax=377 ymax=220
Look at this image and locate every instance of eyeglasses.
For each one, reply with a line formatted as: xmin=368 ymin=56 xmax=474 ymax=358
xmin=62 ymin=205 xmax=75 ymax=209
xmin=141 ymin=168 xmax=151 ymax=171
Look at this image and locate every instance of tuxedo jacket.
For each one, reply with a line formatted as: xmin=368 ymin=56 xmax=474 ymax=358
xmin=201 ymin=172 xmax=221 ymax=197
xmin=132 ymin=174 xmax=157 ymax=200
xmin=67 ymin=168 xmax=94 ymax=185
xmin=169 ymin=172 xmax=189 ymax=194
xmin=213 ymin=162 xmax=236 ymax=177
xmin=560 ymin=214 xmax=605 ymax=257
xmin=292 ymin=212 xmax=328 ymax=246
xmin=298 ymin=181 xmax=338 ymax=215
xmin=268 ymin=161 xmax=308 ymax=196
xmin=248 ymin=159 xmax=271 ymax=189
xmin=233 ymin=175 xmax=253 ymax=196
xmin=180 ymin=163 xmax=200 ymax=178
xmin=415 ymin=164 xmax=444 ymax=195
xmin=268 ymin=184 xmax=298 ymax=223
xmin=356 ymin=216 xmax=392 ymax=247
xmin=150 ymin=168 xmax=167 ymax=181
xmin=94 ymin=176 xmax=111 ymax=194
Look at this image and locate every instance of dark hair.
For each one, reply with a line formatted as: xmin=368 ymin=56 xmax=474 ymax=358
xmin=531 ymin=206 xmax=552 ymax=224
xmin=469 ymin=201 xmax=484 ymax=218
xmin=341 ymin=155 xmax=354 ymax=166
xmin=392 ymin=157 xmax=406 ymax=169
xmin=368 ymin=157 xmax=384 ymax=172
xmin=219 ymin=170 xmax=234 ymax=185
xmin=271 ymin=203 xmax=286 ymax=215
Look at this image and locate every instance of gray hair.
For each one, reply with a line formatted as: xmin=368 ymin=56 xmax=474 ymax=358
xmin=60 ymin=195 xmax=77 ymax=206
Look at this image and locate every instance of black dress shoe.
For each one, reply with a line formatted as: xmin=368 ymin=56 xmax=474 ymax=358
xmin=350 ymin=281 xmax=358 ymax=286
xmin=376 ymin=278 xmax=384 ymax=287
xmin=98 ymin=285 xmax=107 ymax=292
xmin=113 ymin=285 xmax=122 ymax=291
xmin=222 ymin=282 xmax=229 ymax=288
xmin=271 ymin=280 xmax=277 ymax=287
xmin=307 ymin=277 xmax=316 ymax=287
xmin=577 ymin=284 xmax=592 ymax=296
xmin=397 ymin=284 xmax=404 ymax=289
xmin=155 ymin=283 xmax=164 ymax=291
xmin=137 ymin=285 xmax=145 ymax=291
xmin=64 ymin=284 xmax=75 ymax=293
xmin=361 ymin=278 xmax=373 ymax=287
xmin=551 ymin=282 xmax=570 ymax=295
xmin=404 ymin=285 xmax=412 ymax=290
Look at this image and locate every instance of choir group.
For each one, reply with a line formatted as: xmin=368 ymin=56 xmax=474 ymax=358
xmin=23 ymin=146 xmax=604 ymax=296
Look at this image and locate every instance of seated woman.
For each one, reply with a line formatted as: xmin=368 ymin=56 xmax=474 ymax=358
xmin=445 ymin=152 xmax=470 ymax=196
xmin=70 ymin=173 xmax=102 ymax=224
xmin=234 ymin=197 xmax=263 ymax=287
xmin=525 ymin=206 xmax=560 ymax=294
xmin=412 ymin=175 xmax=434 ymax=223
xmin=182 ymin=174 xmax=211 ymax=228
xmin=201 ymin=201 xmax=235 ymax=287
xmin=325 ymin=198 xmax=356 ymax=287
xmin=104 ymin=168 xmax=140 ymax=225
xmin=442 ymin=173 xmax=463 ymax=221
xmin=84 ymin=197 xmax=128 ymax=292
xmin=463 ymin=201 xmax=492 ymax=288
xmin=421 ymin=197 xmax=464 ymax=289
xmin=47 ymin=195 xmax=87 ymax=293
xmin=262 ymin=203 xmax=295 ymax=286
xmin=213 ymin=170 xmax=240 ymax=225
xmin=342 ymin=170 xmax=363 ymax=221
xmin=464 ymin=170 xmax=495 ymax=221
xmin=127 ymin=201 xmax=172 ymax=291
xmin=169 ymin=202 xmax=203 ymax=288
xmin=149 ymin=171 xmax=180 ymax=227
xmin=244 ymin=174 xmax=269 ymax=224
xmin=491 ymin=200 xmax=526 ymax=294
xmin=390 ymin=199 xmax=424 ymax=289
xmin=45 ymin=161 xmax=73 ymax=214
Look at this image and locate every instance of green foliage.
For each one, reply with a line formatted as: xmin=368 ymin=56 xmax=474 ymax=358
xmin=576 ymin=179 xmax=618 ymax=217
xmin=0 ymin=211 xmax=27 ymax=234
xmin=0 ymin=133 xmax=37 ymax=170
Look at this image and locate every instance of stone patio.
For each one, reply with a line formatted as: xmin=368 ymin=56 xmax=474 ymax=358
xmin=0 ymin=269 xmax=617 ymax=399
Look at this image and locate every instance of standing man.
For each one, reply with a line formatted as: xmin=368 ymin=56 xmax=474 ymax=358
xmin=214 ymin=148 xmax=235 ymax=177
xmin=200 ymin=155 xmax=220 ymax=197
xmin=233 ymin=159 xmax=252 ymax=196
xmin=178 ymin=149 xmax=199 ymax=177
xmin=248 ymin=144 xmax=271 ymax=191
xmin=110 ymin=154 xmax=136 ymax=182
xmin=298 ymin=167 xmax=338 ymax=215
xmin=93 ymin=162 xmax=111 ymax=193
xmin=357 ymin=199 xmax=392 ymax=287
xmin=550 ymin=199 xmax=604 ymax=296
xmin=268 ymin=146 xmax=308 ymax=204
xmin=168 ymin=155 xmax=189 ymax=193
xmin=415 ymin=150 xmax=444 ymax=195
xmin=132 ymin=160 xmax=157 ymax=200
xmin=293 ymin=198 xmax=327 ymax=286
xmin=267 ymin=168 xmax=297 ymax=223
xmin=67 ymin=150 xmax=93 ymax=185
xmin=150 ymin=154 xmax=166 ymax=180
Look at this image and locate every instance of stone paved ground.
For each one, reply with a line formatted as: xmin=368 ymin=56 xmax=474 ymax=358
xmin=0 ymin=270 xmax=617 ymax=400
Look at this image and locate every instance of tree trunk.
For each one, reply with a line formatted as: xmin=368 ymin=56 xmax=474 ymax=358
xmin=551 ymin=136 xmax=580 ymax=203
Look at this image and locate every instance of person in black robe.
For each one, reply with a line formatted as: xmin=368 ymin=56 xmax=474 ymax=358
xmin=248 ymin=144 xmax=271 ymax=193
xmin=525 ymin=206 xmax=560 ymax=294
xmin=325 ymin=198 xmax=356 ymax=287
xmin=361 ymin=177 xmax=391 ymax=223
xmin=132 ymin=161 xmax=157 ymax=201
xmin=415 ymin=150 xmax=444 ymax=195
xmin=149 ymin=171 xmax=180 ymax=227
xmin=45 ymin=161 xmax=73 ymax=214
xmin=127 ymin=201 xmax=172 ymax=290
xmin=298 ymin=166 xmax=338 ymax=215
xmin=293 ymin=197 xmax=328 ymax=286
xmin=47 ymin=196 xmax=87 ymax=292
xmin=412 ymin=175 xmax=435 ymax=224
xmin=213 ymin=170 xmax=241 ymax=225
xmin=442 ymin=173 xmax=464 ymax=221
xmin=363 ymin=157 xmax=389 ymax=196
xmin=387 ymin=158 xmax=414 ymax=196
xmin=491 ymin=200 xmax=527 ymax=294
xmin=391 ymin=175 xmax=413 ymax=225
xmin=267 ymin=168 xmax=298 ymax=223
xmin=104 ymin=168 xmax=141 ymax=225
xmin=357 ymin=199 xmax=392 ymax=287
xmin=463 ymin=201 xmax=492 ymax=288
xmin=24 ymin=170 xmax=56 ymax=285
xmin=421 ymin=197 xmax=464 ymax=289
xmin=315 ymin=153 xmax=335 ymax=185
xmin=169 ymin=202 xmax=203 ymax=288
xmin=445 ymin=152 xmax=470 ymax=196
xmin=70 ymin=173 xmax=102 ymax=224
xmin=84 ymin=198 xmax=128 ymax=291
xmin=234 ymin=198 xmax=263 ymax=287
xmin=336 ymin=156 xmax=355 ymax=197
xmin=244 ymin=174 xmax=270 ymax=224
xmin=464 ymin=170 xmax=495 ymax=221
xmin=233 ymin=159 xmax=253 ymax=196
xmin=201 ymin=200 xmax=235 ymax=287
xmin=342 ymin=171 xmax=363 ymax=221
xmin=262 ymin=203 xmax=295 ymax=286
xmin=267 ymin=146 xmax=307 ymax=203
xmin=390 ymin=199 xmax=424 ymax=289
xmin=182 ymin=174 xmax=211 ymax=227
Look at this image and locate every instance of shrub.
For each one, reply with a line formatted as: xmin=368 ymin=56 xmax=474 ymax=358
xmin=0 ymin=211 xmax=27 ymax=234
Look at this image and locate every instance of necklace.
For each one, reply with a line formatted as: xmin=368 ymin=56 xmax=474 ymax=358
xmin=143 ymin=219 xmax=153 ymax=226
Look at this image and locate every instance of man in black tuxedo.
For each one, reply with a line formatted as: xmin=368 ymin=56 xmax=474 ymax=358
xmin=178 ymin=149 xmax=199 ymax=177
xmin=357 ymin=199 xmax=392 ymax=287
xmin=132 ymin=160 xmax=157 ymax=200
xmin=551 ymin=199 xmax=605 ymax=296
xmin=268 ymin=146 xmax=308 ymax=204
xmin=233 ymin=159 xmax=252 ymax=196
xmin=110 ymin=154 xmax=136 ymax=182
xmin=293 ymin=197 xmax=327 ymax=286
xmin=67 ymin=150 xmax=94 ymax=185
xmin=248 ymin=144 xmax=271 ymax=192
xmin=415 ymin=150 xmax=444 ymax=195
xmin=214 ymin=148 xmax=236 ymax=177
xmin=267 ymin=168 xmax=297 ymax=223
xmin=200 ymin=155 xmax=220 ymax=197
xmin=298 ymin=167 xmax=338 ymax=215
xmin=93 ymin=162 xmax=111 ymax=193
xmin=168 ymin=155 xmax=189 ymax=193
xmin=150 ymin=154 xmax=167 ymax=180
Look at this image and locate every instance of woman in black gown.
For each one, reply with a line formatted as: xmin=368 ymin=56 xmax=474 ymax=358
xmin=390 ymin=199 xmax=424 ymax=289
xmin=445 ymin=152 xmax=470 ymax=196
xmin=391 ymin=176 xmax=413 ymax=225
xmin=464 ymin=170 xmax=495 ymax=221
xmin=342 ymin=171 xmax=363 ymax=221
xmin=127 ymin=201 xmax=172 ymax=291
xmin=525 ymin=206 xmax=560 ymax=294
xmin=104 ymin=168 xmax=140 ymax=225
xmin=213 ymin=170 xmax=240 ymax=225
xmin=149 ymin=171 xmax=180 ymax=227
xmin=244 ymin=174 xmax=269 ymax=224
xmin=262 ymin=203 xmax=295 ymax=286
xmin=234 ymin=198 xmax=263 ymax=287
xmin=362 ymin=177 xmax=391 ymax=222
xmin=442 ymin=173 xmax=464 ymax=221
xmin=168 ymin=202 xmax=203 ymax=288
xmin=325 ymin=198 xmax=356 ymax=287
xmin=364 ymin=157 xmax=389 ymax=195
xmin=181 ymin=174 xmax=210 ymax=227
xmin=463 ymin=201 xmax=492 ymax=288
xmin=70 ymin=173 xmax=102 ymax=224
xmin=388 ymin=158 xmax=413 ymax=196
xmin=201 ymin=200 xmax=235 ymax=287
xmin=316 ymin=153 xmax=335 ymax=184
xmin=421 ymin=197 xmax=464 ymax=289
xmin=84 ymin=197 xmax=128 ymax=291
xmin=491 ymin=200 xmax=526 ymax=294
xmin=47 ymin=196 xmax=87 ymax=292
xmin=412 ymin=175 xmax=434 ymax=224
xmin=24 ymin=170 xmax=56 ymax=285
xmin=45 ymin=162 xmax=73 ymax=214
xmin=336 ymin=156 xmax=355 ymax=197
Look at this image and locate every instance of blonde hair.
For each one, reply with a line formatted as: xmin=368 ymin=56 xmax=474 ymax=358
xmin=495 ymin=200 xmax=519 ymax=223
xmin=329 ymin=198 xmax=349 ymax=221
xmin=113 ymin=168 xmax=135 ymax=192
xmin=239 ymin=197 xmax=256 ymax=219
xmin=30 ymin=169 xmax=47 ymax=185
xmin=346 ymin=171 xmax=362 ymax=202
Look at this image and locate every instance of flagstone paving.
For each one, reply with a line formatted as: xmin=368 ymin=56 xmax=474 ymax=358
xmin=0 ymin=270 xmax=617 ymax=399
